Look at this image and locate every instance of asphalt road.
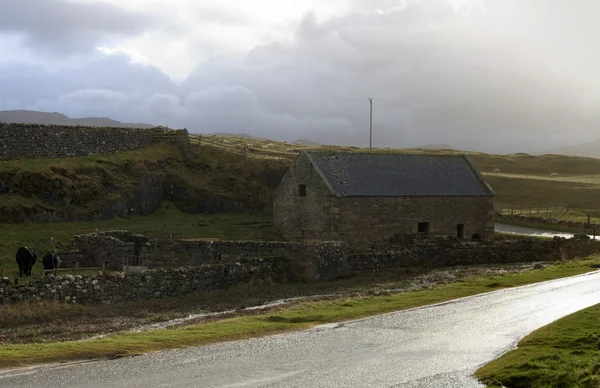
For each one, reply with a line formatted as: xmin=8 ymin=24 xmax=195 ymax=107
xmin=495 ymin=222 xmax=599 ymax=240
xmin=3 ymin=271 xmax=600 ymax=388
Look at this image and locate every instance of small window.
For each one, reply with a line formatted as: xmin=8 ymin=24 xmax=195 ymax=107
xmin=298 ymin=184 xmax=307 ymax=197
xmin=472 ymin=233 xmax=482 ymax=242
xmin=418 ymin=222 xmax=430 ymax=234
xmin=457 ymin=224 xmax=465 ymax=239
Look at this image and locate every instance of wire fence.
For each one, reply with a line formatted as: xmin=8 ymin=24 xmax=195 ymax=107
xmin=495 ymin=205 xmax=600 ymax=222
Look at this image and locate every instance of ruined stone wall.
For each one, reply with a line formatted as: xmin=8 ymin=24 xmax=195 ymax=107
xmin=347 ymin=237 xmax=600 ymax=273
xmin=273 ymin=152 xmax=336 ymax=241
xmin=335 ymin=196 xmax=495 ymax=249
xmin=0 ymin=259 xmax=288 ymax=305
xmin=0 ymin=123 xmax=190 ymax=160
xmin=59 ymin=231 xmax=349 ymax=282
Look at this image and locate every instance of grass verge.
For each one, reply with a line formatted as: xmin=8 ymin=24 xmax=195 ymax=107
xmin=475 ymin=303 xmax=600 ymax=388
xmin=1 ymin=257 xmax=599 ymax=369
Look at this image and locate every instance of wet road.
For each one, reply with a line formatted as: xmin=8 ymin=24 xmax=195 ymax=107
xmin=3 ymin=272 xmax=600 ymax=388
xmin=495 ymin=222 xmax=599 ymax=240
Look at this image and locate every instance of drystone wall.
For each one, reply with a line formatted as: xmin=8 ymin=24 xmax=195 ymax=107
xmin=0 ymin=259 xmax=288 ymax=304
xmin=0 ymin=123 xmax=191 ymax=160
xmin=4 ymin=231 xmax=600 ymax=305
xmin=58 ymin=231 xmax=349 ymax=282
xmin=347 ymin=236 xmax=600 ymax=273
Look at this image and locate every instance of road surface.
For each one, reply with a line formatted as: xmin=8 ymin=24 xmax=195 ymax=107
xmin=495 ymin=222 xmax=599 ymax=240
xmin=2 ymin=271 xmax=600 ymax=388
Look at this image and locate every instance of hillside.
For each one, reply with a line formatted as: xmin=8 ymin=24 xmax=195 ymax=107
xmin=3 ymin=131 xmax=600 ymax=225
xmin=0 ymin=110 xmax=155 ymax=128
xmin=0 ymin=142 xmax=289 ymax=224
xmin=546 ymin=140 xmax=600 ymax=158
xmin=414 ymin=144 xmax=456 ymax=150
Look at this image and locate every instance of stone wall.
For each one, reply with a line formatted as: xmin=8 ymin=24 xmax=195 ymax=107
xmin=0 ymin=123 xmax=190 ymax=160
xmin=273 ymin=153 xmax=495 ymax=248
xmin=0 ymin=258 xmax=288 ymax=304
xmin=59 ymin=231 xmax=349 ymax=282
xmin=348 ymin=236 xmax=600 ymax=273
xmin=6 ymin=232 xmax=600 ymax=305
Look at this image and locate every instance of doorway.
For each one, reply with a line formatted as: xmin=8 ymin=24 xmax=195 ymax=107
xmin=457 ymin=224 xmax=465 ymax=239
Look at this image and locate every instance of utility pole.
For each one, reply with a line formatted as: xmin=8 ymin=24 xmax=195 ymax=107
xmin=368 ymin=97 xmax=373 ymax=149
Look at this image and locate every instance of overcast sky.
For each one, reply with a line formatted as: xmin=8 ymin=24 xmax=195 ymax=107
xmin=1 ymin=0 xmax=599 ymax=153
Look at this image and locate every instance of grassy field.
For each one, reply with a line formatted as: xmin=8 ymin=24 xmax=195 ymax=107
xmin=476 ymin=303 xmax=600 ymax=388
xmin=1 ymin=256 xmax=599 ymax=368
xmin=0 ymin=204 xmax=275 ymax=279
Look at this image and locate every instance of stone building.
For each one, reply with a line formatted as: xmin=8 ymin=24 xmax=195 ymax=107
xmin=273 ymin=151 xmax=495 ymax=248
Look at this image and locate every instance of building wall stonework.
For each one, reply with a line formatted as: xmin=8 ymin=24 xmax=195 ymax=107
xmin=273 ymin=154 xmax=495 ymax=248
xmin=334 ymin=196 xmax=495 ymax=249
xmin=273 ymin=152 xmax=337 ymax=241
xmin=0 ymin=123 xmax=191 ymax=160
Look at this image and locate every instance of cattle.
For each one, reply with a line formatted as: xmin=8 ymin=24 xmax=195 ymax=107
xmin=15 ymin=247 xmax=37 ymax=277
xmin=42 ymin=252 xmax=61 ymax=276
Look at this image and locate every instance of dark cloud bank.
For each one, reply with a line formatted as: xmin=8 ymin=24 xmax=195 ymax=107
xmin=1 ymin=0 xmax=599 ymax=153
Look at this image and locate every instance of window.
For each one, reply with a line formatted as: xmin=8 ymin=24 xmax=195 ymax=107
xmin=298 ymin=184 xmax=307 ymax=197
xmin=417 ymin=222 xmax=430 ymax=234
xmin=472 ymin=233 xmax=482 ymax=242
xmin=457 ymin=224 xmax=465 ymax=239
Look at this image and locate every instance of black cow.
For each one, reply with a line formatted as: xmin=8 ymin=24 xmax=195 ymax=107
xmin=42 ymin=252 xmax=61 ymax=276
xmin=15 ymin=247 xmax=37 ymax=277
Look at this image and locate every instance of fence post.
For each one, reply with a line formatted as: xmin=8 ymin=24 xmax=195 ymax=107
xmin=587 ymin=213 xmax=591 ymax=228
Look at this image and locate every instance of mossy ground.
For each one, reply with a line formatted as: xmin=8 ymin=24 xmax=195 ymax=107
xmin=476 ymin=302 xmax=600 ymax=388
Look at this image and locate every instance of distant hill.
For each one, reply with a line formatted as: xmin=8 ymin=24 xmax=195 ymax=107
xmin=546 ymin=140 xmax=600 ymax=158
xmin=207 ymin=132 xmax=257 ymax=139
xmin=414 ymin=144 xmax=456 ymax=150
xmin=293 ymin=138 xmax=320 ymax=146
xmin=0 ymin=110 xmax=155 ymax=128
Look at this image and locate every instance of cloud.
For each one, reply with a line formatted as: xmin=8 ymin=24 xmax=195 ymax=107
xmin=0 ymin=0 xmax=160 ymax=54
xmin=2 ymin=0 xmax=600 ymax=153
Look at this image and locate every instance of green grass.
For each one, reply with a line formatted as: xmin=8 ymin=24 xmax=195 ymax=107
xmin=1 ymin=257 xmax=599 ymax=369
xmin=0 ymin=142 xmax=289 ymax=223
xmin=485 ymin=175 xmax=600 ymax=211
xmin=476 ymin=303 xmax=600 ymax=388
xmin=0 ymin=204 xmax=274 ymax=279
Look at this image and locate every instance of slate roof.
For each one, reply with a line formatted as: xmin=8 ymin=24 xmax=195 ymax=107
xmin=304 ymin=151 xmax=493 ymax=197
